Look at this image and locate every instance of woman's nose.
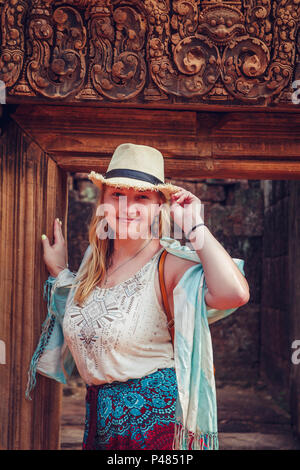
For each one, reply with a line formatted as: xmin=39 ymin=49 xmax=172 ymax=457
xmin=119 ymin=199 xmax=140 ymax=217
xmin=128 ymin=204 xmax=142 ymax=217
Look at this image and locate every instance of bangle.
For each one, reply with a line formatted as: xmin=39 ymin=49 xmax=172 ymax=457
xmin=186 ymin=223 xmax=205 ymax=240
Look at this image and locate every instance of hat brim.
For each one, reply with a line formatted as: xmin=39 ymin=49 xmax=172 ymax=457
xmin=88 ymin=171 xmax=181 ymax=200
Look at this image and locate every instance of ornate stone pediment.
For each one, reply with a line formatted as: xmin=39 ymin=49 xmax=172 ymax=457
xmin=0 ymin=0 xmax=299 ymax=106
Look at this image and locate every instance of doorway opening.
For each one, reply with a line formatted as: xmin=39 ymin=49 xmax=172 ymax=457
xmin=59 ymin=173 xmax=300 ymax=450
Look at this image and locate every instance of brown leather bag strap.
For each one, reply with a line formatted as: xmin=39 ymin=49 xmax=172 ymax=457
xmin=158 ymin=249 xmax=174 ymax=347
xmin=157 ymin=249 xmax=216 ymax=375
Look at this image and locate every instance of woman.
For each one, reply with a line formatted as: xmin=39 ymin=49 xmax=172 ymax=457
xmin=31 ymin=143 xmax=249 ymax=450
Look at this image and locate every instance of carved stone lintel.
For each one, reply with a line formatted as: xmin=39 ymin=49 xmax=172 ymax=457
xmin=0 ymin=1 xmax=27 ymax=88
xmin=143 ymin=70 xmax=169 ymax=101
xmin=26 ymin=2 xmax=87 ymax=99
xmin=89 ymin=4 xmax=147 ymax=100
xmin=198 ymin=4 xmax=246 ymax=45
xmin=0 ymin=0 xmax=299 ymax=105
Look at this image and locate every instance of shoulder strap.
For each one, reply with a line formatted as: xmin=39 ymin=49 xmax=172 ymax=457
xmin=157 ymin=249 xmax=216 ymax=375
xmin=158 ymin=249 xmax=174 ymax=347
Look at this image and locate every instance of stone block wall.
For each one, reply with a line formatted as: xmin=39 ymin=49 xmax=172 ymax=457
xmin=260 ymin=180 xmax=300 ymax=441
xmin=168 ymin=177 xmax=262 ymax=384
xmin=288 ymin=181 xmax=300 ymax=439
xmin=260 ymin=181 xmax=291 ymax=401
xmin=66 ymin=173 xmax=100 ymax=273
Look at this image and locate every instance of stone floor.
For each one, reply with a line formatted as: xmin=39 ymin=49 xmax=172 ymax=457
xmin=60 ymin=377 xmax=300 ymax=451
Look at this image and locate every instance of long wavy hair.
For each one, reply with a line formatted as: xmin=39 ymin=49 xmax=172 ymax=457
xmin=73 ymin=185 xmax=171 ymax=307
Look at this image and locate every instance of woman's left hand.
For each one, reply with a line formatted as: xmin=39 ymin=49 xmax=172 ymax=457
xmin=169 ymin=186 xmax=204 ymax=236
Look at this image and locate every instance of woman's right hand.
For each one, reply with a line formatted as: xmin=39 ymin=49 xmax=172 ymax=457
xmin=41 ymin=218 xmax=68 ymax=278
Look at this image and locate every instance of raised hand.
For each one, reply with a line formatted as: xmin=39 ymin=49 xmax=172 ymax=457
xmin=169 ymin=187 xmax=204 ymax=237
xmin=41 ymin=218 xmax=68 ymax=278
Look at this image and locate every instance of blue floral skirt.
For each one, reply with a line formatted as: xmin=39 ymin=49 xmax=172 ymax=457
xmin=82 ymin=367 xmax=177 ymax=450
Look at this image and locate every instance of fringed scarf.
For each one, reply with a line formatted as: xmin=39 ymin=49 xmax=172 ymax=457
xmin=160 ymin=237 xmax=245 ymax=450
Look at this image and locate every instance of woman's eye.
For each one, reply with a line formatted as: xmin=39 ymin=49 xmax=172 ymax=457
xmin=111 ymin=192 xmax=148 ymax=199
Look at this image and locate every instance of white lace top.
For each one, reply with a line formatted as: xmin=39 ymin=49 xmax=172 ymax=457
xmin=62 ymin=247 xmax=175 ymax=385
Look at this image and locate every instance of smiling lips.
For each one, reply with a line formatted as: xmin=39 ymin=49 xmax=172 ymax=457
xmin=118 ymin=217 xmax=140 ymax=222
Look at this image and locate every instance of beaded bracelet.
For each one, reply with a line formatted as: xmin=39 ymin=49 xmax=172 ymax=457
xmin=186 ymin=222 xmax=205 ymax=240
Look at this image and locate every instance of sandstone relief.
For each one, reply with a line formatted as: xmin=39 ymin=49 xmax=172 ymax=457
xmin=0 ymin=0 xmax=299 ymax=105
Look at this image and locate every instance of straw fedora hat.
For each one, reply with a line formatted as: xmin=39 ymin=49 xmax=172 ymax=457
xmin=88 ymin=143 xmax=181 ymax=200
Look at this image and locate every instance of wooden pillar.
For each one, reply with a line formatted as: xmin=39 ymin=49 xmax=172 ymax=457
xmin=0 ymin=116 xmax=68 ymax=449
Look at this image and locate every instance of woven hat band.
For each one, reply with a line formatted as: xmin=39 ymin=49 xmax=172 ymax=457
xmin=104 ymin=168 xmax=164 ymax=185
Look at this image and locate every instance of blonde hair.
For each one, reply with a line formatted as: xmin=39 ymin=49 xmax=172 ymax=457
xmin=73 ymin=186 xmax=171 ymax=307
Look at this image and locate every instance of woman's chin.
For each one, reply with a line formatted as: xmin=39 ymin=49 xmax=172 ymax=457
xmin=116 ymin=224 xmax=150 ymax=239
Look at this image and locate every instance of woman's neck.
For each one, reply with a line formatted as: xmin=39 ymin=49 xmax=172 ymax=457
xmin=112 ymin=236 xmax=160 ymax=262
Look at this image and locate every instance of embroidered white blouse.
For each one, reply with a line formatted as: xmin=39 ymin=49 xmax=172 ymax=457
xmin=62 ymin=247 xmax=175 ymax=385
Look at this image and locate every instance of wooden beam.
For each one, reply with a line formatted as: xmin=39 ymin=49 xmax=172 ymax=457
xmin=11 ymin=105 xmax=300 ymax=179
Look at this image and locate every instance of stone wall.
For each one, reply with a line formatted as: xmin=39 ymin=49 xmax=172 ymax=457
xmin=260 ymin=180 xmax=300 ymax=439
xmin=66 ymin=173 xmax=99 ymax=273
xmin=288 ymin=181 xmax=300 ymax=440
xmin=260 ymin=181 xmax=291 ymax=400
xmin=167 ymin=177 xmax=262 ymax=384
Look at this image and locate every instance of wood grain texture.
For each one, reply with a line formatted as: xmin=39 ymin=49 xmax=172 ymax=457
xmin=0 ymin=118 xmax=67 ymax=449
xmin=11 ymin=104 xmax=300 ymax=179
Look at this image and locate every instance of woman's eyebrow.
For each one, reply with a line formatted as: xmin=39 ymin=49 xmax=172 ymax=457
xmin=111 ymin=189 xmax=150 ymax=195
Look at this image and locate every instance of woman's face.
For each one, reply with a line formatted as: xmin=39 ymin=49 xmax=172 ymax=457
xmin=99 ymin=185 xmax=163 ymax=239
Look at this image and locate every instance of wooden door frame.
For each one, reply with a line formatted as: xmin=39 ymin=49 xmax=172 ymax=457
xmin=11 ymin=104 xmax=300 ymax=179
xmin=1 ymin=102 xmax=300 ymax=449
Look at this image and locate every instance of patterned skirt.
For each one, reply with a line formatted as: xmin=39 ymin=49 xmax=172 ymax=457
xmin=82 ymin=367 xmax=177 ymax=450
